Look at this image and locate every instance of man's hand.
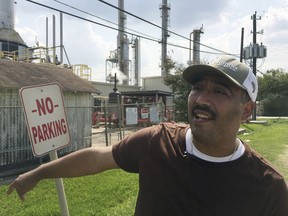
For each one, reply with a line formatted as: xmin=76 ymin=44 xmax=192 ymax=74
xmin=6 ymin=171 xmax=40 ymax=201
xmin=6 ymin=146 xmax=117 ymax=201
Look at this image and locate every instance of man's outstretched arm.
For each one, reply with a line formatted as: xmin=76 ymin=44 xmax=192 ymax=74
xmin=7 ymin=146 xmax=118 ymax=201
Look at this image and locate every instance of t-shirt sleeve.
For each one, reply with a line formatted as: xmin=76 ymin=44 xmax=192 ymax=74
xmin=112 ymin=125 xmax=159 ymax=173
xmin=268 ymin=176 xmax=288 ymax=215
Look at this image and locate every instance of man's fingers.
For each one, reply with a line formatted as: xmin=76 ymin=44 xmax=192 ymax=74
xmin=18 ymin=193 xmax=26 ymax=202
xmin=6 ymin=177 xmax=26 ymax=201
xmin=6 ymin=182 xmax=15 ymax=195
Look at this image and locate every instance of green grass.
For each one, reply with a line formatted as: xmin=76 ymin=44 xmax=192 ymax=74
xmin=239 ymin=118 xmax=288 ymax=180
xmin=1 ymin=119 xmax=288 ymax=215
xmin=1 ymin=170 xmax=138 ymax=216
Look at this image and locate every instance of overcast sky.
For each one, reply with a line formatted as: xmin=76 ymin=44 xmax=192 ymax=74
xmin=14 ymin=0 xmax=288 ymax=82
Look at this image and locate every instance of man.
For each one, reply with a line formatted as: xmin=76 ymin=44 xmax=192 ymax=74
xmin=7 ymin=56 xmax=288 ymax=215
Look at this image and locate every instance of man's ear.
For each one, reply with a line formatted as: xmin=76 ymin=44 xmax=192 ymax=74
xmin=241 ymin=101 xmax=255 ymax=121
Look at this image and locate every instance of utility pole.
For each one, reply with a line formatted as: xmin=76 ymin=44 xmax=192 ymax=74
xmin=240 ymin=27 xmax=244 ymax=62
xmin=243 ymin=11 xmax=267 ymax=120
xmin=252 ymin=12 xmax=260 ymax=79
xmin=251 ymin=12 xmax=259 ymax=120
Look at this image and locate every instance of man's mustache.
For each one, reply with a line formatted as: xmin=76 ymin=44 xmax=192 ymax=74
xmin=191 ymin=104 xmax=217 ymax=119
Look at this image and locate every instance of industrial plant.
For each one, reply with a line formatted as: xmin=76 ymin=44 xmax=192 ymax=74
xmin=0 ymin=0 xmax=177 ymax=179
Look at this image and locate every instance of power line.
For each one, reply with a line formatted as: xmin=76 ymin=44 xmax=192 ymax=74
xmin=25 ymin=0 xmax=160 ymax=43
xmin=25 ymin=0 xmax=235 ymax=57
xmin=51 ymin=0 xmax=160 ymax=42
xmin=96 ymin=0 xmax=234 ymax=55
xmin=50 ymin=0 xmax=228 ymax=56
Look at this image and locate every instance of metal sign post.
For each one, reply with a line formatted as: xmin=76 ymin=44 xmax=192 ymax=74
xmin=49 ymin=150 xmax=70 ymax=216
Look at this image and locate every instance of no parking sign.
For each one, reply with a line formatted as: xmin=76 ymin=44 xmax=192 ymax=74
xmin=19 ymin=82 xmax=71 ymax=157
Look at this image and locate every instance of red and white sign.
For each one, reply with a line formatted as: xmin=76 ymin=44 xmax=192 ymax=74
xmin=19 ymin=83 xmax=71 ymax=157
xmin=141 ymin=107 xmax=149 ymax=119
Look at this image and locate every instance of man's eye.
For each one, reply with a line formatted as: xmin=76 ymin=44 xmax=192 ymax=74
xmin=192 ymin=85 xmax=201 ymax=91
xmin=214 ymin=89 xmax=228 ymax=96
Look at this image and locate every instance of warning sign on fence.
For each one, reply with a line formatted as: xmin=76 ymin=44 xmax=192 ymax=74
xmin=19 ymin=82 xmax=71 ymax=157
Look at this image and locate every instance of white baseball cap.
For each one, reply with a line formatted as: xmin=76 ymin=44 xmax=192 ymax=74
xmin=182 ymin=56 xmax=258 ymax=102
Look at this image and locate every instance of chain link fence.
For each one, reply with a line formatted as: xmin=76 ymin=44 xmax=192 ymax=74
xmin=0 ymin=105 xmax=32 ymax=166
xmin=0 ymin=96 xmax=174 ymax=180
xmin=90 ymin=97 xmax=175 ymax=146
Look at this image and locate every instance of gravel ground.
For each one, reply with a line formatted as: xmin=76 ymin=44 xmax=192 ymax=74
xmin=91 ymin=126 xmax=144 ymax=147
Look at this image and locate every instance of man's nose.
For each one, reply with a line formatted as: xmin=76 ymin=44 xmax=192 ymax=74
xmin=195 ymin=90 xmax=212 ymax=106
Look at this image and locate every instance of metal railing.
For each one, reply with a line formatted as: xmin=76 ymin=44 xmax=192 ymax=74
xmin=0 ymin=45 xmax=71 ymax=66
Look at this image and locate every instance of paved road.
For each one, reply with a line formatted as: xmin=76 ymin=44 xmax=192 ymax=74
xmin=257 ymin=116 xmax=288 ymax=119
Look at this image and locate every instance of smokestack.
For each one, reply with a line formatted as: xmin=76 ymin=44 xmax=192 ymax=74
xmin=0 ymin=0 xmax=27 ymax=49
xmin=0 ymin=0 xmax=15 ymax=29
xmin=117 ymin=0 xmax=129 ymax=85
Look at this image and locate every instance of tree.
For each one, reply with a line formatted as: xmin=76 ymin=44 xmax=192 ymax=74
xmin=164 ymin=62 xmax=191 ymax=122
xmin=258 ymin=69 xmax=288 ymax=116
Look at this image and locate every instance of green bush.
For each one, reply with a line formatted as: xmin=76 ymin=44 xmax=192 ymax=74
xmin=261 ymin=95 xmax=288 ymax=116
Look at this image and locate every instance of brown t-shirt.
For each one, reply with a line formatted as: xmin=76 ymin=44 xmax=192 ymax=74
xmin=112 ymin=122 xmax=288 ymax=216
